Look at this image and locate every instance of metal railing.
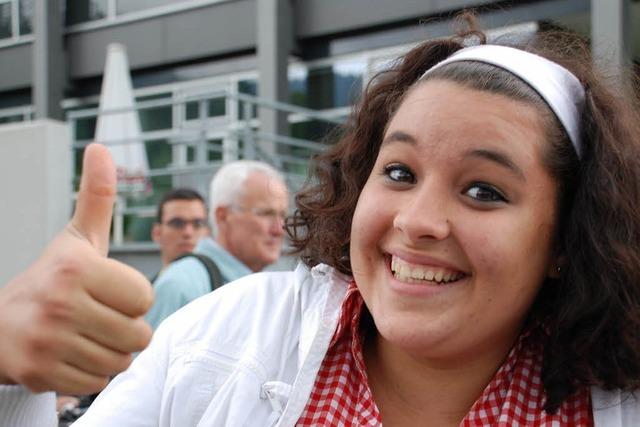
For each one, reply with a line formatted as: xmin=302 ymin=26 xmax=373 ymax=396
xmin=66 ymin=88 xmax=347 ymax=247
xmin=0 ymin=105 xmax=34 ymax=123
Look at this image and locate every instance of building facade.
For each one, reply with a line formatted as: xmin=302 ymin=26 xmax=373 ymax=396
xmin=0 ymin=0 xmax=636 ymax=275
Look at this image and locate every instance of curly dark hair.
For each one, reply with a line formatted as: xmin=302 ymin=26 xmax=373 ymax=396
xmin=286 ymin=16 xmax=640 ymax=412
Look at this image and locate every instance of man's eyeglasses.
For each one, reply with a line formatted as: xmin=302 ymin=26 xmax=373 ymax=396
xmin=163 ymin=218 xmax=208 ymax=230
xmin=230 ymin=206 xmax=287 ymax=222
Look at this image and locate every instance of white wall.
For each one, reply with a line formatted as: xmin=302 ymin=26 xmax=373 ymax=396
xmin=0 ymin=120 xmax=71 ymax=285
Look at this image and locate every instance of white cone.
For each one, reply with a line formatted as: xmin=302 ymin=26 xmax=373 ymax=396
xmin=95 ymin=43 xmax=149 ymax=194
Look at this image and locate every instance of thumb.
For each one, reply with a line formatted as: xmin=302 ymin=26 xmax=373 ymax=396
xmin=71 ymin=143 xmax=117 ymax=256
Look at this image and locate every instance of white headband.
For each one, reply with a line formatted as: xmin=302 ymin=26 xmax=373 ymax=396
xmin=420 ymin=45 xmax=585 ymax=158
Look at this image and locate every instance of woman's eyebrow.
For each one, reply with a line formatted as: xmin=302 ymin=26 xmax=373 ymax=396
xmin=381 ymin=130 xmax=416 ymax=146
xmin=381 ymin=132 xmax=526 ymax=180
xmin=463 ymin=148 xmax=526 ymax=181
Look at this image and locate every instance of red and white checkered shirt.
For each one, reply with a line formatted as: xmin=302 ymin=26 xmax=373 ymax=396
xmin=297 ymin=282 xmax=592 ymax=426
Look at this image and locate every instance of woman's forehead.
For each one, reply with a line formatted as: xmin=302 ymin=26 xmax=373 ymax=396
xmin=391 ymin=80 xmax=545 ymax=136
xmin=381 ymin=80 xmax=548 ymax=164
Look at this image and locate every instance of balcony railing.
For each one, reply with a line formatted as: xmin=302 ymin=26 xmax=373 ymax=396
xmin=66 ymin=88 xmax=347 ymax=247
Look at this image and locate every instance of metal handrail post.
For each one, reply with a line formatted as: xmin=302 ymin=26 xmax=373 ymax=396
xmin=242 ymin=101 xmax=256 ymax=160
xmin=113 ymin=195 xmax=125 ymax=246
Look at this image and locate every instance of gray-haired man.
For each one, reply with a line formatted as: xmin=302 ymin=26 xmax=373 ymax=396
xmin=145 ymin=160 xmax=288 ymax=330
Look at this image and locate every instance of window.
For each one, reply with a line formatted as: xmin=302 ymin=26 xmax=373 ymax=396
xmin=288 ymin=66 xmax=307 ymax=107
xmin=186 ymin=137 xmax=223 ymax=163
xmin=0 ymin=0 xmax=31 ymax=40
xmin=238 ymin=79 xmax=257 ymax=120
xmin=0 ymin=2 xmax=12 ymax=40
xmin=123 ymin=137 xmax=172 ymax=243
xmin=65 ymin=0 xmax=108 ymax=26
xmin=116 ymin=0 xmax=193 ymax=15
xmin=66 ymin=103 xmax=98 ymax=190
xmin=66 ymin=0 xmax=216 ymax=27
xmin=67 ymin=103 xmax=98 ymax=141
xmin=185 ymin=98 xmax=226 ymax=121
xmin=0 ymin=113 xmax=23 ymax=124
xmin=283 ymin=59 xmax=365 ymax=111
xmin=306 ymin=59 xmax=364 ymax=110
xmin=18 ymin=0 xmax=31 ymax=34
xmin=290 ymin=119 xmax=338 ymax=143
xmin=137 ymin=93 xmax=172 ymax=131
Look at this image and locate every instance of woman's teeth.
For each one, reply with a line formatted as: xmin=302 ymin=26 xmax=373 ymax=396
xmin=391 ymin=256 xmax=464 ymax=285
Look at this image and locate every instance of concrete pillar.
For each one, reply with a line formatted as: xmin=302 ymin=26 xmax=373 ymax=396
xmin=591 ymin=0 xmax=631 ymax=84
xmin=257 ymin=0 xmax=293 ymax=158
xmin=0 ymin=121 xmax=71 ymax=285
xmin=33 ymin=0 xmax=65 ymax=120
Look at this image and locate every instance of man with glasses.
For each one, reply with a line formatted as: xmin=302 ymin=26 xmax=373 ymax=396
xmin=151 ymin=188 xmax=210 ymax=275
xmin=146 ymin=160 xmax=289 ymax=330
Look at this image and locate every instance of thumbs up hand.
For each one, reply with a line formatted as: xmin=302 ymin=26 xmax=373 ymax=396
xmin=0 ymin=144 xmax=153 ymax=394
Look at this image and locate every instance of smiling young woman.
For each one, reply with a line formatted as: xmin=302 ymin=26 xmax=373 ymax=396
xmin=289 ymin=17 xmax=640 ymax=427
xmin=350 ymin=80 xmax=561 ymax=424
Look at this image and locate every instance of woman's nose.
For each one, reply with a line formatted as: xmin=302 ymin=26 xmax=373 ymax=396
xmin=392 ymin=182 xmax=451 ymax=242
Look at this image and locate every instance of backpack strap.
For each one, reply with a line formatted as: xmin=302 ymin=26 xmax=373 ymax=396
xmin=173 ymin=253 xmax=225 ymax=292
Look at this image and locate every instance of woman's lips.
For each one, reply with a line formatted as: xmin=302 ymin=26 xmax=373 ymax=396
xmin=388 ymin=254 xmax=468 ymax=285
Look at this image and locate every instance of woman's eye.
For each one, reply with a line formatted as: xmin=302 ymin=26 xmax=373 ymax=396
xmin=384 ymin=164 xmax=415 ymax=183
xmin=464 ymin=183 xmax=507 ymax=203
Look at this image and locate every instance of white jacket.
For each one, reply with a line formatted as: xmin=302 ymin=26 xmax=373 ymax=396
xmin=0 ymin=263 xmax=639 ymax=427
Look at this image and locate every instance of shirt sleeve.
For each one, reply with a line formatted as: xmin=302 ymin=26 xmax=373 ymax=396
xmin=0 ymin=385 xmax=56 ymax=427
xmin=72 ymin=326 xmax=171 ymax=427
xmin=145 ymin=258 xmax=210 ymax=330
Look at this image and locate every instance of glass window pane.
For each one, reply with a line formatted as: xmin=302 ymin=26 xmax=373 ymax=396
xmin=73 ymin=147 xmax=85 ymax=191
xmin=288 ymin=120 xmax=340 ymax=176
xmin=239 ymin=79 xmax=257 ymax=96
xmin=290 ymin=119 xmax=338 ymax=143
xmin=67 ymin=103 xmax=98 ymax=191
xmin=145 ymin=138 xmax=172 ymax=169
xmin=289 ymin=67 xmax=308 ymax=107
xmin=124 ymin=215 xmax=153 ymax=243
xmin=116 ymin=0 xmax=190 ymax=15
xmin=207 ymin=138 xmax=223 ymax=161
xmin=306 ymin=66 xmax=333 ymax=110
xmin=307 ymin=59 xmax=364 ymax=110
xmin=74 ymin=117 xmax=97 ymax=140
xmin=137 ymin=93 xmax=172 ymax=131
xmin=140 ymin=106 xmax=172 ymax=131
xmin=120 ymin=137 xmax=171 ymax=242
xmin=19 ymin=0 xmax=33 ymax=35
xmin=333 ymin=60 xmax=363 ymax=107
xmin=65 ymin=0 xmax=108 ymax=25
xmin=185 ymin=101 xmax=199 ymax=120
xmin=238 ymin=79 xmax=257 ymax=120
xmin=66 ymin=103 xmax=98 ymax=141
xmin=0 ymin=3 xmax=12 ymax=39
xmin=207 ymin=98 xmax=225 ymax=117
xmin=185 ymin=98 xmax=226 ymax=120
xmin=0 ymin=114 xmax=24 ymax=124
